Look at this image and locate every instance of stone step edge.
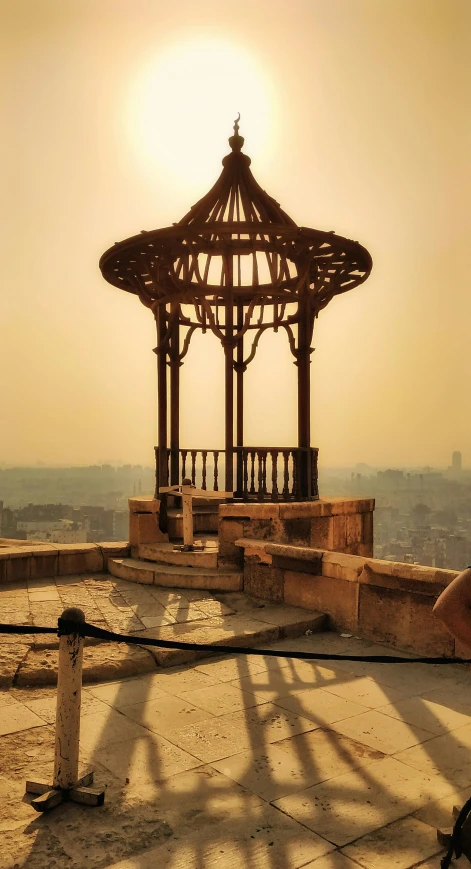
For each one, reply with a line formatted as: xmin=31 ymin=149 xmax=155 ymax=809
xmin=108 ymin=557 xmax=243 ymax=591
xmin=13 ymin=609 xmax=327 ymax=686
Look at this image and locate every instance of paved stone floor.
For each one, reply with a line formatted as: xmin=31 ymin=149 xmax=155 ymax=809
xmin=2 ymin=620 xmax=471 ymax=868
xmin=1 ymin=574 xmax=244 ymax=687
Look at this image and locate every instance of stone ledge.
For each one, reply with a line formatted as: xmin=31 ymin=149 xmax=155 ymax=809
xmin=128 ymin=497 xmax=161 ymax=514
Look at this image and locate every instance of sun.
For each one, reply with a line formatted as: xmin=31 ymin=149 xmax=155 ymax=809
xmin=126 ymin=37 xmax=277 ymax=190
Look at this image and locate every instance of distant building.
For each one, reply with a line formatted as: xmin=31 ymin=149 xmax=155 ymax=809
xmin=452 ymin=451 xmax=462 ymax=472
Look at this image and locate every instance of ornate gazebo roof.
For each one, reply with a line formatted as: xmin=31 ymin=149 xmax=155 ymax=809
xmin=99 ymin=117 xmax=372 ymax=317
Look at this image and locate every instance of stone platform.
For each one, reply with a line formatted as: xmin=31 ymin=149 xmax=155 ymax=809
xmin=2 ymin=630 xmax=470 ymax=868
xmin=0 ymin=573 xmax=326 ymax=687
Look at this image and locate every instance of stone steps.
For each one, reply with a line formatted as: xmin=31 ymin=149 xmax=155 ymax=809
xmin=136 ymin=604 xmax=328 ymax=669
xmin=138 ymin=538 xmax=218 ymax=569
xmin=108 ymin=557 xmax=243 ymax=592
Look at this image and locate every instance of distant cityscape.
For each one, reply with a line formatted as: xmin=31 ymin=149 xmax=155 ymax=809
xmin=1 ymin=452 xmax=471 ymax=570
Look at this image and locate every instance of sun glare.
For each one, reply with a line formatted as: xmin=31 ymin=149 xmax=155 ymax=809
xmin=127 ymin=37 xmax=277 ymax=189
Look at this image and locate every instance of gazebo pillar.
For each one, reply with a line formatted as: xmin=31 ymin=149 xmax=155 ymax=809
xmin=169 ymin=303 xmax=180 ymax=486
xmin=156 ymin=304 xmax=169 ymax=493
xmin=224 ymin=290 xmax=234 ymax=493
xmin=297 ymin=289 xmax=312 ymax=498
xmin=235 ymin=303 xmax=244 ymax=497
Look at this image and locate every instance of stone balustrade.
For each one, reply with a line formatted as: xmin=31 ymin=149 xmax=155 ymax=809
xmin=234 ymin=538 xmax=463 ymax=659
xmin=0 ymin=541 xmax=130 ymax=583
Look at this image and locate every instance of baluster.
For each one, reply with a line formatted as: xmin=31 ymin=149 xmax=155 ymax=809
xmin=202 ymin=451 xmax=208 ymax=490
xmin=167 ymin=449 xmax=170 ymax=480
xmin=262 ymin=451 xmax=268 ymax=497
xmin=190 ymin=450 xmax=197 ymax=485
xmin=271 ymin=450 xmax=279 ymax=502
xmin=213 ymin=451 xmax=219 ymax=491
xmin=249 ymin=451 xmax=256 ymax=496
xmin=243 ymin=450 xmax=249 ymax=501
xmin=257 ymin=450 xmax=264 ymax=500
xmin=181 ymin=449 xmax=187 ymax=482
xmin=291 ymin=449 xmax=298 ymax=499
xmin=282 ymin=450 xmax=290 ymax=500
xmin=311 ymin=448 xmax=319 ymax=499
xmin=154 ymin=446 xmax=159 ymax=499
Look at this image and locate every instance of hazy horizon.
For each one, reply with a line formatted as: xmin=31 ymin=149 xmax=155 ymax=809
xmin=2 ymin=0 xmax=469 ymax=469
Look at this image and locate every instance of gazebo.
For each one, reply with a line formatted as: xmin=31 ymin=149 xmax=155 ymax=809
xmin=99 ymin=118 xmax=372 ymax=506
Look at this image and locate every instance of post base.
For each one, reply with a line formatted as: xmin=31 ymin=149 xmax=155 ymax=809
xmin=437 ymin=804 xmax=471 ymax=862
xmin=26 ymin=771 xmax=105 ymax=812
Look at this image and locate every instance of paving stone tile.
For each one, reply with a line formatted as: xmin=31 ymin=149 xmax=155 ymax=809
xmin=166 ymin=703 xmax=318 ymax=763
xmin=413 ymin=783 xmax=471 ymax=829
xmin=230 ymin=667 xmax=313 ymax=701
xmin=87 ymin=675 xmax=170 ymax=708
xmin=119 ymin=695 xmax=214 ymax=735
xmin=194 ymin=654 xmax=284 ymax=682
xmin=0 ymin=698 xmax=47 ymax=735
xmin=109 ymin=766 xmax=335 ymax=868
xmin=420 ymin=683 xmax=471 ymax=718
xmin=18 ymin=689 xmax=111 ymax=724
xmin=176 ymin=682 xmax=269 ymax=716
xmin=211 ymin=727 xmax=385 ymax=802
xmin=96 ymin=733 xmax=203 ymax=784
xmin=341 ymin=815 xmax=442 ymax=868
xmin=273 ymin=756 xmax=457 ymax=847
xmin=145 ymin=665 xmax=219 ymax=695
xmin=324 ymin=676 xmax=412 ymax=708
xmin=393 ymin=722 xmax=471 ymax=787
xmin=301 ymin=853 xmax=360 ymax=868
xmin=332 ymin=709 xmax=435 ymax=754
xmin=78 ymin=708 xmax=154 ymax=751
xmin=139 ymin=614 xmax=177 ymax=628
xmin=28 ymin=589 xmax=60 ymax=602
xmin=273 ymin=686 xmax=371 ymax=726
xmin=375 ymin=696 xmax=471 ymax=736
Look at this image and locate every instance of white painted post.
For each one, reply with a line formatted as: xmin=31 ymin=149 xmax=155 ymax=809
xmin=181 ymin=487 xmax=194 ymax=547
xmin=53 ymin=607 xmax=85 ymax=790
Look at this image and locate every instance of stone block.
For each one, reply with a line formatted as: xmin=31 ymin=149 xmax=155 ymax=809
xmin=0 ymin=549 xmax=32 ymax=583
xmin=281 ymin=518 xmax=311 ymax=546
xmin=454 ymin=638 xmax=471 ymax=660
xmin=219 ymin=503 xmax=280 ymax=519
xmin=235 ymin=539 xmax=272 ymax=564
xmin=322 ymin=551 xmax=365 ymax=582
xmin=57 ymin=544 xmax=104 ymax=576
xmin=244 ymin=560 xmax=284 ymax=602
xmin=129 ymin=512 xmax=167 ymax=546
xmin=361 ymin=511 xmax=374 ymax=546
xmin=357 ymin=542 xmax=374 ymax=558
xmin=284 ymin=571 xmax=359 ymax=632
xmin=128 ymin=497 xmax=160 ymax=514
xmin=358 ymin=564 xmax=444 ymax=597
xmin=218 ymin=519 xmax=245 ymax=544
xmin=279 ymin=502 xmax=324 ymax=520
xmin=99 ymin=542 xmax=131 ymax=569
xmin=30 ymin=548 xmax=58 ymax=580
xmin=358 ymin=584 xmax=455 ymax=657
xmin=309 ymin=516 xmax=331 ymax=550
xmin=346 ymin=513 xmax=362 ymax=546
xmin=332 ymin=514 xmax=347 ymax=550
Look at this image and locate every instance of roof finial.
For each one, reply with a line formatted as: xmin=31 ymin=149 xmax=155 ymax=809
xmin=229 ymin=113 xmax=244 ymax=153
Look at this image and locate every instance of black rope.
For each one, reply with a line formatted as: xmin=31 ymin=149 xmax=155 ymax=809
xmin=1 ymin=620 xmax=471 ymax=664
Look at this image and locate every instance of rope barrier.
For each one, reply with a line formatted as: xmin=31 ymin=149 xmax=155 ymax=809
xmin=2 ymin=619 xmax=471 ymax=664
xmin=4 ymin=613 xmax=471 ymax=861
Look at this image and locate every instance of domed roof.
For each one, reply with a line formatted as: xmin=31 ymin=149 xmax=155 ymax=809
xmin=99 ymin=119 xmax=372 ymax=310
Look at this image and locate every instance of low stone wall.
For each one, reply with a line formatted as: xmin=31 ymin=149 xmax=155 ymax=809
xmin=218 ymin=498 xmax=375 ymax=568
xmin=236 ymin=538 xmax=461 ymax=658
xmin=0 ymin=541 xmax=130 ymax=583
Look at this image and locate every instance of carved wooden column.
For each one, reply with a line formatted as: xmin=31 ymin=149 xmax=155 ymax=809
xmin=235 ymin=302 xmax=244 ymax=497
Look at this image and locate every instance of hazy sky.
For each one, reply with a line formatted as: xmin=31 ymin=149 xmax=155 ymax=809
xmin=1 ymin=0 xmax=469 ymax=468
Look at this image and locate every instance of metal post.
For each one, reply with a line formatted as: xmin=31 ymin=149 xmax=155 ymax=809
xmin=297 ymin=289 xmax=313 ymax=499
xmin=25 ymin=607 xmax=104 ymax=812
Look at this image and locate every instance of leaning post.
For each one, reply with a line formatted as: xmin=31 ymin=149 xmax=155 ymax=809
xmin=25 ymin=607 xmax=104 ymax=812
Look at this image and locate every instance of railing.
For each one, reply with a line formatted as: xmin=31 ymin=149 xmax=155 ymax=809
xmin=155 ymin=447 xmax=319 ymax=502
